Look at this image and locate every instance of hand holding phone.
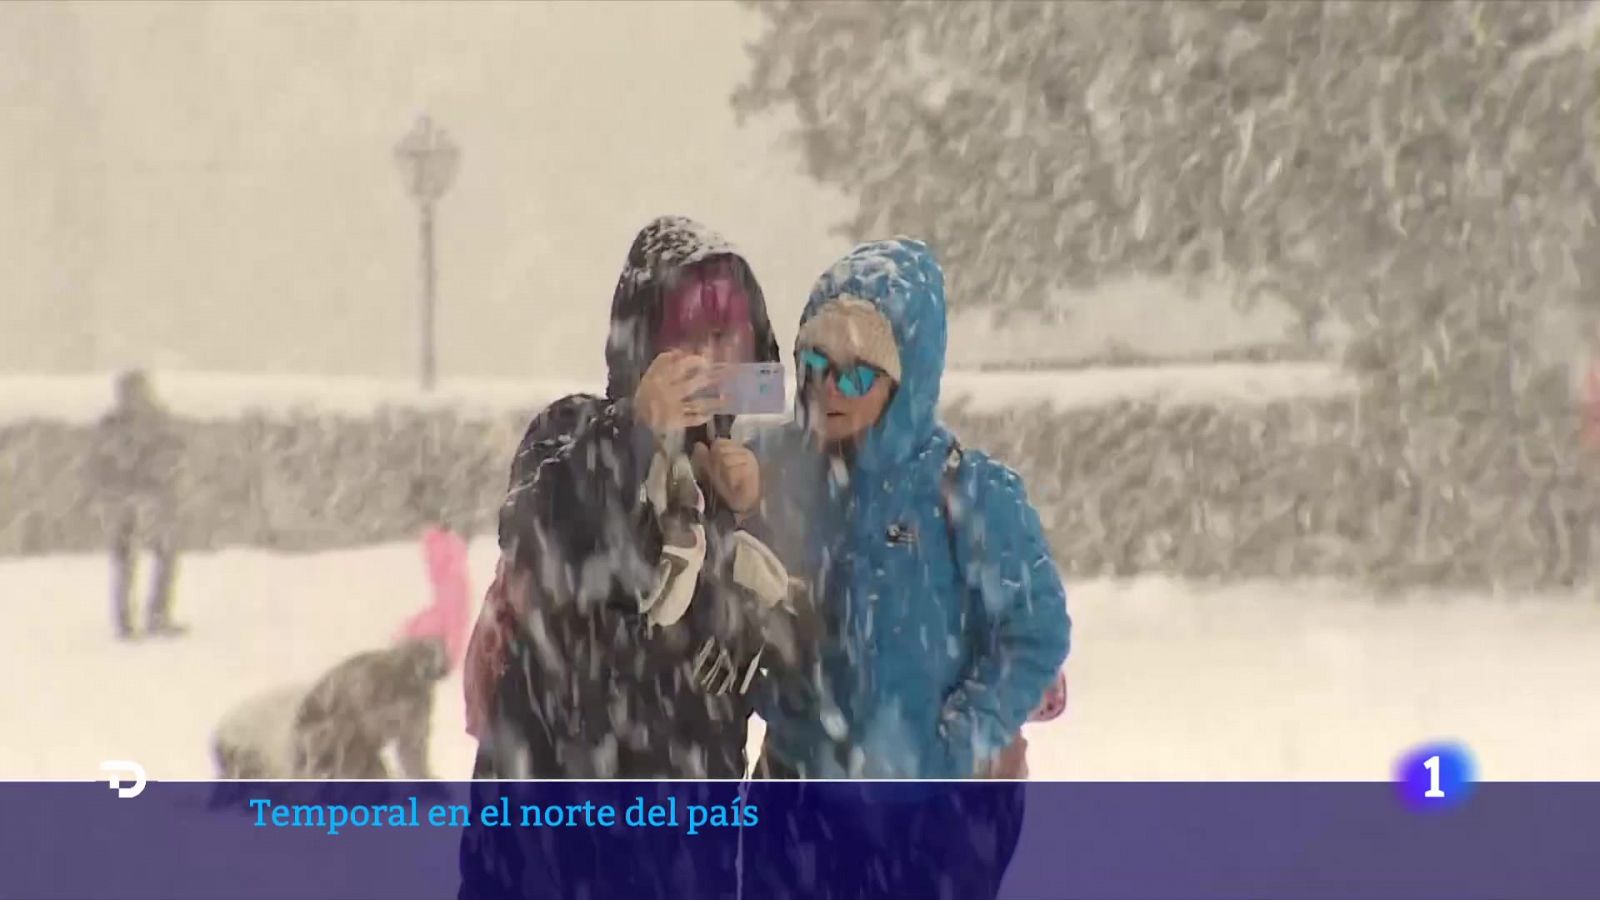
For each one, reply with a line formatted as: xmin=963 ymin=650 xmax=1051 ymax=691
xmin=635 ymin=350 xmax=719 ymax=434
xmin=691 ymin=438 xmax=761 ymax=518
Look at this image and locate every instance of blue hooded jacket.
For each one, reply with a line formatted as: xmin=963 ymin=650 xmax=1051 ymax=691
xmin=758 ymin=238 xmax=1070 ymax=779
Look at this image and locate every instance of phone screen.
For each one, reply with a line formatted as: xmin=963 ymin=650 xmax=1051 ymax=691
xmin=711 ymin=362 xmax=787 ymax=416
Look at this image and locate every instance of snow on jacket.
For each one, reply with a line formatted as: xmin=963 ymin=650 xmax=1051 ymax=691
xmin=757 ymin=238 xmax=1070 ymax=779
xmin=466 ymin=215 xmax=790 ymax=780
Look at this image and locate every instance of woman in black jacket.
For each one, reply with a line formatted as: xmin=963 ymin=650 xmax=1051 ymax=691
xmin=466 ymin=215 xmax=812 ymax=781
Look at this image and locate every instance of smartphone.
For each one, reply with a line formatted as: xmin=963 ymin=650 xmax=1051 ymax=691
xmin=709 ymin=362 xmax=787 ymax=416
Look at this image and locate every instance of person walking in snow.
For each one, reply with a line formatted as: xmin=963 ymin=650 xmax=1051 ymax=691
xmin=91 ymin=369 xmax=186 ymax=640
xmin=461 ymin=216 xmax=813 ymax=781
xmin=755 ymin=237 xmax=1070 ymax=782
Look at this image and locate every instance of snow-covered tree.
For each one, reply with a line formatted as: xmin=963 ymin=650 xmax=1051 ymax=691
xmin=737 ymin=1 xmax=1600 ymax=589
xmin=735 ymin=1 xmax=1599 ymax=427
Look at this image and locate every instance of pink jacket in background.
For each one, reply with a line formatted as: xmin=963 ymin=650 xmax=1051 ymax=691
xmin=1583 ymin=361 xmax=1600 ymax=453
xmin=398 ymin=527 xmax=473 ymax=674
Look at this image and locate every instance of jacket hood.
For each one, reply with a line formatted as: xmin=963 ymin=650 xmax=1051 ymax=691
xmin=797 ymin=238 xmax=947 ymax=472
xmin=603 ymin=215 xmax=780 ymax=401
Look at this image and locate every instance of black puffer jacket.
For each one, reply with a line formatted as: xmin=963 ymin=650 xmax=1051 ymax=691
xmin=475 ymin=216 xmax=796 ymax=780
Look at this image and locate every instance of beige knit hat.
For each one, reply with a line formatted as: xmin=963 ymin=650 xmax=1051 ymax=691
xmin=796 ymin=296 xmax=902 ymax=383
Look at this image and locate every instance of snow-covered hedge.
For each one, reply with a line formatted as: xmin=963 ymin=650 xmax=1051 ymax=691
xmin=940 ymin=397 xmax=1595 ymax=592
xmin=0 ymin=408 xmax=526 ymax=555
xmin=3 ymin=388 xmax=1593 ymax=591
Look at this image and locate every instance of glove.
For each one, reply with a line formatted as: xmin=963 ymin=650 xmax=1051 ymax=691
xmin=729 ymin=530 xmax=790 ymax=610
xmin=638 ymin=452 xmax=706 ymax=627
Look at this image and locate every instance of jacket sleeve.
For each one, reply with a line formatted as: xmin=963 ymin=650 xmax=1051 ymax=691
xmin=936 ymin=459 xmax=1070 ymax=777
xmin=499 ymin=395 xmax=662 ymax=607
xmin=737 ymin=426 xmax=827 ymax=701
xmin=719 ymin=510 xmax=824 ymax=691
xmin=473 ymin=396 xmax=659 ymax=776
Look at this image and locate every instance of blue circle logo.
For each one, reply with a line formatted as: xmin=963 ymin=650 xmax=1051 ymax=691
xmin=1394 ymin=741 xmax=1476 ymax=811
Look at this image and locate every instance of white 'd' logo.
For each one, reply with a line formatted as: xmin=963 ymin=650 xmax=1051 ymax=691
xmin=100 ymin=760 xmax=147 ymax=799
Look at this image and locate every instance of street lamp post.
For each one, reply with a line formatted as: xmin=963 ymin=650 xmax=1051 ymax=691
xmin=394 ymin=115 xmax=460 ymax=392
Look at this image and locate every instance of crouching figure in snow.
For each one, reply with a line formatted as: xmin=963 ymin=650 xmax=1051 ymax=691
xmin=292 ymin=636 xmax=448 ymax=779
xmin=210 ymin=637 xmax=448 ymax=782
xmin=212 ymin=511 xmax=472 ymax=788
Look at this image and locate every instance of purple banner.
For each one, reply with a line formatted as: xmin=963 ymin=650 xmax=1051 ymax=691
xmin=2 ymin=780 xmax=1596 ymax=899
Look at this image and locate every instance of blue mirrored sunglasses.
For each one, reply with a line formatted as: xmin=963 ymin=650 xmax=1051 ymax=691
xmin=800 ymin=348 xmax=881 ymax=399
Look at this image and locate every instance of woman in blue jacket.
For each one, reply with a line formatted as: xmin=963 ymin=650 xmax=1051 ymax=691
xmin=758 ymin=237 xmax=1071 ymax=780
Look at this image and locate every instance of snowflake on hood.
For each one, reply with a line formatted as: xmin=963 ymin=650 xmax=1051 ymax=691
xmin=621 ymin=216 xmax=741 ymax=290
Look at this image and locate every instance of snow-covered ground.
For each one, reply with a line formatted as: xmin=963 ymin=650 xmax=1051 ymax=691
xmin=4 ymin=540 xmax=1596 ymax=782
